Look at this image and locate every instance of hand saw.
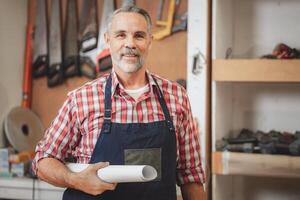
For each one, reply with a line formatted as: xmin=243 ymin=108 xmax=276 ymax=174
xmin=48 ymin=0 xmax=64 ymax=87
xmin=79 ymin=0 xmax=99 ymax=53
xmin=80 ymin=0 xmax=115 ymax=74
xmin=122 ymin=0 xmax=136 ymax=7
xmin=63 ymin=0 xmax=80 ymax=78
xmin=32 ymin=0 xmax=48 ymax=78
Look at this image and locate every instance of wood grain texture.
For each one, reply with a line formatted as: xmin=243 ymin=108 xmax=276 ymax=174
xmin=212 ymin=151 xmax=300 ymax=178
xmin=213 ymin=59 xmax=300 ymax=82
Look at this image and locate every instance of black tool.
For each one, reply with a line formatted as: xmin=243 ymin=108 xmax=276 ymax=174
xmin=217 ymin=129 xmax=300 ymax=156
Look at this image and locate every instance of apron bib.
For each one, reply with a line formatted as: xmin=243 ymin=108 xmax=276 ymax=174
xmin=63 ymin=75 xmax=177 ymax=200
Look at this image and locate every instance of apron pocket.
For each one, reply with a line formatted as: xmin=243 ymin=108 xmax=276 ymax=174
xmin=124 ymin=148 xmax=161 ymax=181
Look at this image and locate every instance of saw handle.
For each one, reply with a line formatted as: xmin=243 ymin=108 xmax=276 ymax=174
xmin=81 ymin=32 xmax=98 ymax=53
xmin=32 ymin=55 xmax=48 ymax=78
xmin=47 ymin=63 xmax=64 ymax=87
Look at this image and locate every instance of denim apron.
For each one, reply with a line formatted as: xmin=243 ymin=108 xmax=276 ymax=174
xmin=63 ymin=74 xmax=177 ymax=200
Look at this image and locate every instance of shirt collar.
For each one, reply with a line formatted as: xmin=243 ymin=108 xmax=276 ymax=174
xmin=111 ymin=69 xmax=158 ymax=96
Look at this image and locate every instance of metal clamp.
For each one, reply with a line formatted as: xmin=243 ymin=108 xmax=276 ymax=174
xmin=192 ymin=50 xmax=206 ymax=75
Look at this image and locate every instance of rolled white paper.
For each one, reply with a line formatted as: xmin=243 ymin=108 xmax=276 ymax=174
xmin=66 ymin=163 xmax=157 ymax=183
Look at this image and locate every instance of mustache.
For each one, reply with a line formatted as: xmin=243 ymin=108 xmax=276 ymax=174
xmin=121 ymin=48 xmax=141 ymax=57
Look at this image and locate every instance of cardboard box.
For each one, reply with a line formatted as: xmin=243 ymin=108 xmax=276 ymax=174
xmin=11 ymin=162 xmax=29 ymax=177
xmin=0 ymin=148 xmax=10 ymax=173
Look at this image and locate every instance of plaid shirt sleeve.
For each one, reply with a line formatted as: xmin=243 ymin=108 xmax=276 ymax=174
xmin=176 ymin=88 xmax=206 ymax=185
xmin=31 ymin=92 xmax=81 ymax=175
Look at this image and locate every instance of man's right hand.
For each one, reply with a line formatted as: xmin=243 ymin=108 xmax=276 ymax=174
xmin=68 ymin=162 xmax=117 ymax=196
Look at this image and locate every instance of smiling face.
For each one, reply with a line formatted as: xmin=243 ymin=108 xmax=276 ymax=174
xmin=104 ymin=12 xmax=152 ymax=74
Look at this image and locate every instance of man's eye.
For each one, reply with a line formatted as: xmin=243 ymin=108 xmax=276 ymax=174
xmin=116 ymin=33 xmax=126 ymax=38
xmin=135 ymin=34 xmax=145 ymax=39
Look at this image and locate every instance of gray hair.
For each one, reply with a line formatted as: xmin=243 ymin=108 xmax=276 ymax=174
xmin=106 ymin=5 xmax=152 ymax=33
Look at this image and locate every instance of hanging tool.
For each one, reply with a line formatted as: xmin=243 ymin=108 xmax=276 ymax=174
xmin=156 ymin=0 xmax=165 ymax=21
xmin=79 ymin=0 xmax=98 ymax=53
xmin=171 ymin=12 xmax=187 ymax=33
xmin=77 ymin=0 xmax=98 ymax=79
xmin=48 ymin=0 xmax=64 ymax=87
xmin=21 ymin=0 xmax=34 ymax=108
xmin=63 ymin=0 xmax=80 ymax=78
xmin=4 ymin=0 xmax=44 ymax=152
xmin=80 ymin=0 xmax=115 ymax=74
xmin=153 ymin=0 xmax=176 ymax=40
xmin=122 ymin=0 xmax=136 ymax=7
xmin=96 ymin=0 xmax=115 ymax=72
xmin=32 ymin=0 xmax=48 ymax=78
xmin=154 ymin=0 xmax=187 ymax=40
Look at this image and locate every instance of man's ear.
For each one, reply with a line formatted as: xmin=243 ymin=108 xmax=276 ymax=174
xmin=104 ymin=32 xmax=110 ymax=45
xmin=148 ymin=34 xmax=153 ymax=49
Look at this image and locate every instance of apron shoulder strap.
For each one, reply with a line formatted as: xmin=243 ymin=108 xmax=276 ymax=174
xmin=103 ymin=74 xmax=112 ymax=133
xmin=152 ymin=76 xmax=176 ymax=133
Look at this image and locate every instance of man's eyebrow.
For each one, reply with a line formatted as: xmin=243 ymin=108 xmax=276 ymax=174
xmin=135 ymin=31 xmax=147 ymax=36
xmin=112 ymin=30 xmax=147 ymax=36
xmin=113 ymin=30 xmax=126 ymax=35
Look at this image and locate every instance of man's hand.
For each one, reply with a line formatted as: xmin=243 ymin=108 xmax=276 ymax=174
xmin=37 ymin=158 xmax=117 ymax=196
xmin=69 ymin=162 xmax=117 ymax=196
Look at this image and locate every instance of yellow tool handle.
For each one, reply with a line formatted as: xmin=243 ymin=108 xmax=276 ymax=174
xmin=153 ymin=0 xmax=176 ymax=40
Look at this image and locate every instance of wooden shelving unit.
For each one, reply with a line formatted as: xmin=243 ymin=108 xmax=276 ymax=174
xmin=213 ymin=59 xmax=300 ymax=82
xmin=211 ymin=0 xmax=300 ymax=199
xmin=212 ymin=152 xmax=300 ymax=178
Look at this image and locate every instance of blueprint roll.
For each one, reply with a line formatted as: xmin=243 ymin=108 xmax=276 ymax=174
xmin=66 ymin=163 xmax=157 ymax=183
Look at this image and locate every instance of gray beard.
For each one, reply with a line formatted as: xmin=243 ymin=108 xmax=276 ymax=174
xmin=111 ymin=54 xmax=145 ymax=73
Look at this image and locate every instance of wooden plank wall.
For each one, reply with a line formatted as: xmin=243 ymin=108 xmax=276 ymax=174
xmin=32 ymin=0 xmax=187 ymax=128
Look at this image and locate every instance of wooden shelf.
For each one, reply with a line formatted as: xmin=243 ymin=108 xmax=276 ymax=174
xmin=213 ymin=59 xmax=300 ymax=82
xmin=212 ymin=151 xmax=300 ymax=178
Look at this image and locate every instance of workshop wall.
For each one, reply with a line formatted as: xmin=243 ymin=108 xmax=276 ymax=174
xmin=32 ymin=0 xmax=188 ymax=128
xmin=0 ymin=0 xmax=27 ymax=147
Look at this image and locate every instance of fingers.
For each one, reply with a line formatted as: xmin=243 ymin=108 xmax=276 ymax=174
xmin=100 ymin=182 xmax=117 ymax=191
xmin=89 ymin=162 xmax=117 ymax=190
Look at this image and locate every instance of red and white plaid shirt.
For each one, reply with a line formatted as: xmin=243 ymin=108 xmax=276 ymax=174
xmin=32 ymin=70 xmax=205 ymax=185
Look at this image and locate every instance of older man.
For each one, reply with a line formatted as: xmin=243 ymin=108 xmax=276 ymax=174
xmin=32 ymin=5 xmax=205 ymax=200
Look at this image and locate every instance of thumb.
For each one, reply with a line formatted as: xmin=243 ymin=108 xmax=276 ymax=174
xmin=90 ymin=162 xmax=110 ymax=171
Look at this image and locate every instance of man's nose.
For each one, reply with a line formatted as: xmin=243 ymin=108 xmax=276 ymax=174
xmin=124 ymin=36 xmax=137 ymax=48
